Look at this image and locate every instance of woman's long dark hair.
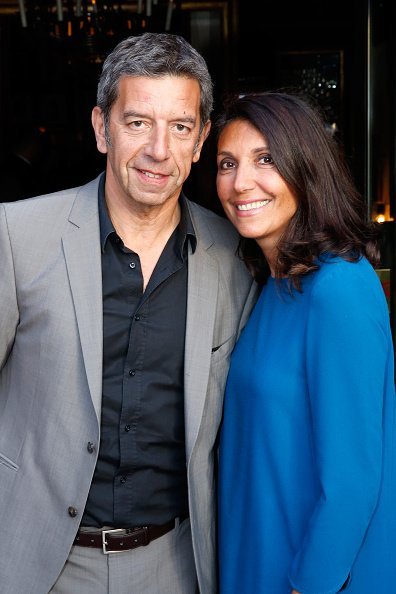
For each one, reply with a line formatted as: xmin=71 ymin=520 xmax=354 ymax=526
xmin=217 ymin=93 xmax=380 ymax=288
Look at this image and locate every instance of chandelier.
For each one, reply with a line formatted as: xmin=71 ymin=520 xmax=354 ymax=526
xmin=16 ymin=1 xmax=179 ymax=55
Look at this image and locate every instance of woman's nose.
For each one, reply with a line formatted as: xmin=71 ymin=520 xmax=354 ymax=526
xmin=233 ymin=165 xmax=255 ymax=193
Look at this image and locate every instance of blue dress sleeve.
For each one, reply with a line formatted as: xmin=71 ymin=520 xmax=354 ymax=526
xmin=289 ymin=260 xmax=392 ymax=594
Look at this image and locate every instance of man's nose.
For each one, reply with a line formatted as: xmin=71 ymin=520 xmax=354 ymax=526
xmin=145 ymin=126 xmax=170 ymax=161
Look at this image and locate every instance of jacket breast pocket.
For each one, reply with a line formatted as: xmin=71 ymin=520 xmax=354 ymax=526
xmin=211 ymin=334 xmax=237 ymax=365
xmin=204 ymin=335 xmax=237 ymax=434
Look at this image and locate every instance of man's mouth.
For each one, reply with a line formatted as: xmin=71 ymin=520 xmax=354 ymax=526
xmin=140 ymin=169 xmax=166 ymax=180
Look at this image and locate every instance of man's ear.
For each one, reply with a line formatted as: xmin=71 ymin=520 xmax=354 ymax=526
xmin=91 ymin=106 xmax=108 ymax=155
xmin=192 ymin=120 xmax=212 ymax=163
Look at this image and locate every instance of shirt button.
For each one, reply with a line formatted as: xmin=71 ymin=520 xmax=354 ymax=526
xmin=134 ymin=314 xmax=140 ymax=321
xmin=129 ymin=369 xmax=136 ymax=376
xmin=68 ymin=506 xmax=78 ymax=518
xmin=87 ymin=442 xmax=95 ymax=454
xmin=120 ymin=476 xmax=127 ymax=484
xmin=129 ymin=262 xmax=136 ymax=269
xmin=124 ymin=425 xmax=131 ymax=432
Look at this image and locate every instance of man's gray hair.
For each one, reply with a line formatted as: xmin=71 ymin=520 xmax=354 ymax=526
xmin=97 ymin=32 xmax=214 ymax=141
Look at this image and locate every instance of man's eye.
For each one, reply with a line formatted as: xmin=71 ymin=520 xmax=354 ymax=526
xmin=174 ymin=123 xmax=190 ymax=133
xmin=131 ymin=121 xmax=144 ymax=128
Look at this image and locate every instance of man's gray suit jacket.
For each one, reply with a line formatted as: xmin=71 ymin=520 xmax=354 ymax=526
xmin=0 ymin=175 xmax=257 ymax=594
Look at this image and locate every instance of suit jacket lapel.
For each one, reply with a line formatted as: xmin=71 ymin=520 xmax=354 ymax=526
xmin=62 ymin=178 xmax=103 ymax=423
xmin=184 ymin=202 xmax=219 ymax=460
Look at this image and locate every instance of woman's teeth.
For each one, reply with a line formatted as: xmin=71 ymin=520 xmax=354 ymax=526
xmin=237 ymin=200 xmax=270 ymax=211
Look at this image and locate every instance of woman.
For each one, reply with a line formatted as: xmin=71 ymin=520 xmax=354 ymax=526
xmin=216 ymin=93 xmax=396 ymax=594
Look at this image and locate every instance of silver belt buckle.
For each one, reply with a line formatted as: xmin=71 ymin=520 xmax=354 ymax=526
xmin=102 ymin=528 xmax=126 ymax=554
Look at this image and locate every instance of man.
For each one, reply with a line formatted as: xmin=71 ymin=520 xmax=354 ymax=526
xmin=0 ymin=33 xmax=256 ymax=594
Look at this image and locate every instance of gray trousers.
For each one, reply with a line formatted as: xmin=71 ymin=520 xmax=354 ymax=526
xmin=49 ymin=519 xmax=198 ymax=594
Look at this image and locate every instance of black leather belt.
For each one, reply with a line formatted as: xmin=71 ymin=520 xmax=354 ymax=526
xmin=74 ymin=518 xmax=182 ymax=554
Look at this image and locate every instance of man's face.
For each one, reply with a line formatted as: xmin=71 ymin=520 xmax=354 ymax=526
xmin=92 ymin=75 xmax=210 ymax=214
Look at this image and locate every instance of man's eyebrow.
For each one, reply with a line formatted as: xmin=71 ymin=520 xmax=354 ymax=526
xmin=123 ymin=111 xmax=197 ymax=125
xmin=123 ymin=110 xmax=148 ymax=119
xmin=174 ymin=116 xmax=197 ymax=125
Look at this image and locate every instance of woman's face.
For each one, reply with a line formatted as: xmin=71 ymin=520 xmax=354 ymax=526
xmin=216 ymin=119 xmax=298 ymax=263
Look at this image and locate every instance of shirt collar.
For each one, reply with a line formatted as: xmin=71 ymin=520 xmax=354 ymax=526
xmin=98 ymin=174 xmax=196 ymax=255
xmin=98 ymin=174 xmax=113 ymax=253
xmin=178 ymin=193 xmax=197 ymax=256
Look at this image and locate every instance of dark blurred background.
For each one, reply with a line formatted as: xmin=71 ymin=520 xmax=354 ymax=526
xmin=0 ymin=0 xmax=395 ymax=333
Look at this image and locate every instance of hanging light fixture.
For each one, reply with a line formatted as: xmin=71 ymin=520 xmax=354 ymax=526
xmin=15 ymin=1 xmax=179 ymax=59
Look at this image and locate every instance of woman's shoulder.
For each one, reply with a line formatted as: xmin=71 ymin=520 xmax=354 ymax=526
xmin=308 ymin=254 xmax=387 ymax=315
xmin=314 ymin=253 xmax=376 ymax=282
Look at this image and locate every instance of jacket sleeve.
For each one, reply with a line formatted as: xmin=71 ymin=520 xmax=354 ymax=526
xmin=289 ymin=262 xmax=391 ymax=594
xmin=0 ymin=204 xmax=19 ymax=372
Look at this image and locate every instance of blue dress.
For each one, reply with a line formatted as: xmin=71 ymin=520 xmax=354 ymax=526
xmin=218 ymin=256 xmax=396 ymax=594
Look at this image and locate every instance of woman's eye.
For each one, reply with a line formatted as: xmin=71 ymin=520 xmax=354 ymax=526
xmin=219 ymin=160 xmax=235 ymax=170
xmin=258 ymin=154 xmax=274 ymax=167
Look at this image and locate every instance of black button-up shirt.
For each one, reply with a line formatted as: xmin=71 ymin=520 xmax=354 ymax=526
xmin=82 ymin=176 xmax=196 ymax=527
